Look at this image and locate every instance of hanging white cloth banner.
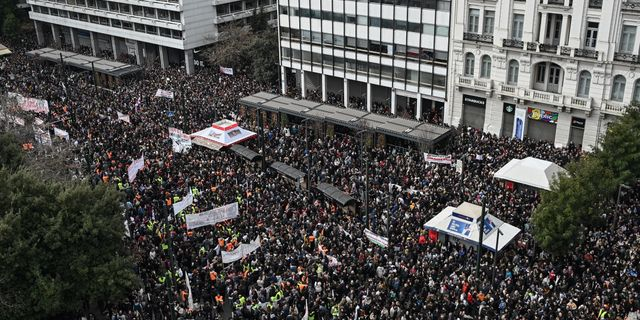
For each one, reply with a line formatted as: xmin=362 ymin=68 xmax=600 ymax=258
xmin=221 ymin=236 xmax=261 ymax=263
xmin=173 ymin=191 xmax=194 ymax=216
xmin=186 ymin=202 xmax=239 ymax=229
xmin=127 ymin=155 xmax=145 ymax=183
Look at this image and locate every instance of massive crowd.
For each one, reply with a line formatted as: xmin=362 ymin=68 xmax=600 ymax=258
xmin=1 ymin=36 xmax=639 ymax=320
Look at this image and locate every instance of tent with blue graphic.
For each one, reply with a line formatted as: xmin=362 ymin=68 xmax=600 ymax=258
xmin=423 ymin=202 xmax=521 ymax=252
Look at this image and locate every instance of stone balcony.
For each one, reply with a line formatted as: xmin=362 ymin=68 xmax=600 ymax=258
xmin=456 ymin=75 xmax=493 ymax=93
xmin=496 ymin=83 xmax=592 ymax=114
xmin=601 ymin=100 xmax=628 ymax=117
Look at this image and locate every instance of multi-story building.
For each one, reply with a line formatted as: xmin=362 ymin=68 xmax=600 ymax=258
xmin=278 ymin=0 xmax=452 ymax=121
xmin=448 ymin=0 xmax=639 ymax=151
xmin=27 ymin=0 xmax=277 ymax=73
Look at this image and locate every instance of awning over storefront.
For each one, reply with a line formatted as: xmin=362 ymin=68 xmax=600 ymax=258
xmin=423 ymin=202 xmax=521 ymax=252
xmin=493 ymin=157 xmax=567 ymax=191
xmin=316 ymin=183 xmax=356 ymax=207
xmin=26 ymin=48 xmax=141 ymax=77
xmin=229 ymin=144 xmax=262 ymax=162
xmin=269 ymin=161 xmax=305 ymax=182
xmin=0 ymin=43 xmax=11 ymax=57
xmin=239 ymin=92 xmax=453 ymax=146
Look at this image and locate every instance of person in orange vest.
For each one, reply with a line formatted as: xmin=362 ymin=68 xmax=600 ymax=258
xmin=215 ymin=294 xmax=224 ymax=304
xmin=209 ymin=271 xmax=217 ymax=281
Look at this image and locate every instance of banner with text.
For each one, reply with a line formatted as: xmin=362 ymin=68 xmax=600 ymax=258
xmin=155 ymin=89 xmax=174 ymax=99
xmin=169 ymin=127 xmax=192 ymax=153
xmin=53 ymin=128 xmax=70 ymax=140
xmin=127 ymin=155 xmax=145 ymax=183
xmin=186 ymin=202 xmax=239 ymax=230
xmin=364 ymin=228 xmax=389 ymax=248
xmin=8 ymin=92 xmax=49 ymax=114
xmin=513 ymin=107 xmax=526 ymax=141
xmin=221 ymin=236 xmax=261 ymax=263
xmin=423 ymin=153 xmax=453 ymax=165
xmin=219 ymin=66 xmax=234 ymax=76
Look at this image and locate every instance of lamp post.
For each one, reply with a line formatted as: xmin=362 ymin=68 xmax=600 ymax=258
xmin=491 ymin=227 xmax=504 ymax=288
xmin=476 ymin=198 xmax=487 ymax=276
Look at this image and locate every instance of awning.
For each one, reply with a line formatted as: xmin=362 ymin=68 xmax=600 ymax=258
xmin=423 ymin=202 xmax=521 ymax=252
xmin=493 ymin=157 xmax=567 ymax=191
xmin=0 ymin=43 xmax=11 ymax=56
xmin=26 ymin=48 xmax=141 ymax=77
xmin=229 ymin=144 xmax=262 ymax=162
xmin=269 ymin=161 xmax=305 ymax=181
xmin=316 ymin=183 xmax=356 ymax=207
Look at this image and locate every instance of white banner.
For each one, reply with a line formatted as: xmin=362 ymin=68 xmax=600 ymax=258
xmin=127 ymin=155 xmax=145 ymax=183
xmin=53 ymin=127 xmax=70 ymax=140
xmin=513 ymin=107 xmax=526 ymax=141
xmin=117 ymin=111 xmax=131 ymax=124
xmin=155 ymin=89 xmax=174 ymax=99
xmin=169 ymin=127 xmax=192 ymax=153
xmin=173 ymin=191 xmax=193 ymax=216
xmin=364 ymin=228 xmax=389 ymax=248
xmin=221 ymin=236 xmax=261 ymax=263
xmin=423 ymin=153 xmax=453 ymax=164
xmin=185 ymin=273 xmax=194 ymax=310
xmin=186 ymin=202 xmax=239 ymax=230
xmin=219 ymin=66 xmax=234 ymax=76
xmin=455 ymin=159 xmax=463 ymax=175
xmin=9 ymin=92 xmax=49 ymax=114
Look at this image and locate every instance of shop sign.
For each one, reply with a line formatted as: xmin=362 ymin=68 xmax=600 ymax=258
xmin=571 ymin=117 xmax=586 ymax=129
xmin=527 ymin=107 xmax=558 ymax=124
xmin=503 ymin=103 xmax=516 ymax=114
xmin=463 ymin=95 xmax=486 ymax=108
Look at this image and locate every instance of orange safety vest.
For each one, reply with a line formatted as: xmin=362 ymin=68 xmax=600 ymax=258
xmin=209 ymin=271 xmax=217 ymax=281
xmin=218 ymin=238 xmax=225 ymax=248
xmin=181 ymin=290 xmax=187 ymax=302
xmin=215 ymin=295 xmax=224 ymax=304
xmin=226 ymin=242 xmax=234 ymax=252
xmin=166 ymin=198 xmax=172 ymax=206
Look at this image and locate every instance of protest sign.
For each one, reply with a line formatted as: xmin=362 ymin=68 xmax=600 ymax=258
xmin=186 ymin=202 xmax=239 ymax=229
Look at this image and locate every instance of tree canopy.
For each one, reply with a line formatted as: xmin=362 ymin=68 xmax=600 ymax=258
xmin=0 ymin=133 xmax=138 ymax=319
xmin=532 ymin=106 xmax=640 ymax=256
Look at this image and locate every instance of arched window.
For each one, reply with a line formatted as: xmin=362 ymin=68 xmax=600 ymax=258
xmin=634 ymin=79 xmax=640 ymax=102
xmin=480 ymin=55 xmax=492 ymax=78
xmin=611 ymin=75 xmax=626 ymax=102
xmin=507 ymin=60 xmax=519 ymax=85
xmin=464 ymin=53 xmax=475 ymax=76
xmin=577 ymin=71 xmax=591 ymax=98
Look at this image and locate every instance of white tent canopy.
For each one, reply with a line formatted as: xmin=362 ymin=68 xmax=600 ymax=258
xmin=493 ymin=157 xmax=567 ymax=191
xmin=423 ymin=202 xmax=521 ymax=252
xmin=190 ymin=119 xmax=257 ymax=150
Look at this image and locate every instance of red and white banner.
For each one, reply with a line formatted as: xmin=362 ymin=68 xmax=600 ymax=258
xmin=127 ymin=155 xmax=145 ymax=183
xmin=155 ymin=89 xmax=174 ymax=99
xmin=9 ymin=92 xmax=49 ymax=114
xmin=117 ymin=111 xmax=131 ymax=124
xmin=168 ymin=127 xmax=192 ymax=153
xmin=423 ymin=153 xmax=453 ymax=165
xmin=219 ymin=66 xmax=234 ymax=76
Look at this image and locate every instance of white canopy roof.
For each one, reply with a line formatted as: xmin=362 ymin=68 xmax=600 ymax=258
xmin=190 ymin=120 xmax=257 ymax=150
xmin=424 ymin=202 xmax=521 ymax=252
xmin=493 ymin=157 xmax=567 ymax=191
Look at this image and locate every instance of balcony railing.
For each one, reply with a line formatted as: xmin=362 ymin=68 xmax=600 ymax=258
xmin=503 ymin=38 xmax=524 ymax=49
xmin=539 ymin=44 xmax=558 ymax=53
xmin=602 ymin=100 xmax=627 ymax=117
xmin=497 ymin=82 xmax=592 ymax=112
xmin=589 ymin=0 xmax=602 ymax=8
xmin=622 ymin=1 xmax=640 ymax=11
xmin=560 ymin=46 xmax=572 ymax=56
xmin=614 ymin=52 xmax=640 ymax=64
xmin=456 ymin=75 xmax=493 ymax=92
xmin=463 ymin=32 xmax=494 ymax=44
xmin=575 ymin=48 xmax=598 ymax=59
xmin=527 ymin=42 xmax=538 ymax=51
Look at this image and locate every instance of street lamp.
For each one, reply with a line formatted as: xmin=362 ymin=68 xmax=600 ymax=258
xmin=491 ymin=226 xmax=504 ymax=288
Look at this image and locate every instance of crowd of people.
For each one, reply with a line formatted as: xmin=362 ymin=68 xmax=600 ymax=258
xmin=1 ymin=35 xmax=639 ymax=320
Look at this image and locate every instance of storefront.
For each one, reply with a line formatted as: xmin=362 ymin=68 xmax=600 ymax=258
xmin=526 ymin=107 xmax=558 ymax=142
xmin=461 ymin=94 xmax=486 ymax=130
xmin=569 ymin=117 xmax=585 ymax=147
xmin=501 ymin=103 xmax=515 ymax=138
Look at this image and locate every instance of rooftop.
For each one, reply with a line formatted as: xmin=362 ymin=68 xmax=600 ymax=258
xmin=26 ymin=48 xmax=142 ymax=77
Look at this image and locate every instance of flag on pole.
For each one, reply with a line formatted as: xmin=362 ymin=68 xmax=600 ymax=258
xmin=185 ymin=273 xmax=194 ymax=310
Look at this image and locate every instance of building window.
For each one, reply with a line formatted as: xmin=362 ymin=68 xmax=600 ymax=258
xmin=507 ymin=60 xmax=519 ymax=85
xmin=577 ymin=71 xmax=591 ymax=98
xmin=464 ymin=53 xmax=475 ymax=76
xmin=536 ymin=64 xmax=546 ymax=83
xmin=620 ymin=25 xmax=637 ymax=53
xmin=611 ymin=75 xmax=626 ymax=102
xmin=483 ymin=11 xmax=494 ymax=35
xmin=585 ymin=22 xmax=598 ymax=48
xmin=480 ymin=55 xmax=491 ymax=78
xmin=512 ymin=14 xmax=524 ymax=40
xmin=468 ymin=9 xmax=480 ymax=33
xmin=634 ymin=79 xmax=640 ymax=102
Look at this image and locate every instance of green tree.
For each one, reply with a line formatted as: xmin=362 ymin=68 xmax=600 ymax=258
xmin=532 ymin=105 xmax=640 ymax=256
xmin=249 ymin=6 xmax=269 ymax=33
xmin=250 ymin=29 xmax=278 ymax=84
xmin=0 ymin=170 xmax=138 ymax=319
xmin=1 ymin=11 xmax=18 ymax=38
xmin=0 ymin=132 xmax=23 ymax=170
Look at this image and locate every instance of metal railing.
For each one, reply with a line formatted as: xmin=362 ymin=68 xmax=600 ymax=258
xmin=503 ymin=38 xmax=524 ymax=49
xmin=622 ymin=1 xmax=640 ymax=11
xmin=575 ymin=48 xmax=598 ymax=59
xmin=589 ymin=0 xmax=602 ymax=8
xmin=539 ymin=44 xmax=558 ymax=53
xmin=527 ymin=42 xmax=538 ymax=51
xmin=614 ymin=52 xmax=640 ymax=64
xmin=463 ymin=32 xmax=494 ymax=44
